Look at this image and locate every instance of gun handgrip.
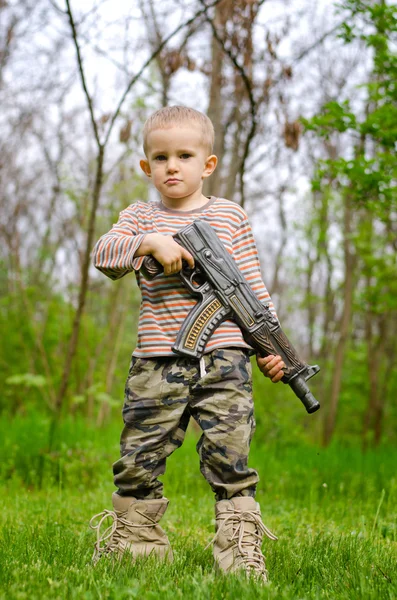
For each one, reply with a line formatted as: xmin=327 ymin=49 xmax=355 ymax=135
xmin=141 ymin=256 xmax=163 ymax=280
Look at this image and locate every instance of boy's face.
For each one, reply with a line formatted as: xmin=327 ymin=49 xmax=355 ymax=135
xmin=140 ymin=124 xmax=217 ymax=204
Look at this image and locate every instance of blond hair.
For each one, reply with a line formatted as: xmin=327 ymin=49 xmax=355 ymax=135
xmin=143 ymin=106 xmax=214 ymax=155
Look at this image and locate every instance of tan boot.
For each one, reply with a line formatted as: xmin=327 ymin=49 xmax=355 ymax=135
xmin=89 ymin=493 xmax=173 ymax=564
xmin=210 ymin=496 xmax=277 ymax=582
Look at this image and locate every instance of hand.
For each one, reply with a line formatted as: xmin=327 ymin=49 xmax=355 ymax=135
xmin=149 ymin=234 xmax=194 ymax=276
xmin=256 ymin=354 xmax=285 ymax=383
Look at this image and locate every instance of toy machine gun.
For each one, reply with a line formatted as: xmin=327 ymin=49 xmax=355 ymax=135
xmin=141 ymin=220 xmax=320 ymax=414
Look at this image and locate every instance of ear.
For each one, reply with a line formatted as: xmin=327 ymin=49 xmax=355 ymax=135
xmin=202 ymin=155 xmax=218 ymax=179
xmin=140 ymin=159 xmax=152 ymax=178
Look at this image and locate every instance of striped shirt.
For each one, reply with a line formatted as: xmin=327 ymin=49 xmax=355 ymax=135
xmin=92 ymin=196 xmax=277 ymax=358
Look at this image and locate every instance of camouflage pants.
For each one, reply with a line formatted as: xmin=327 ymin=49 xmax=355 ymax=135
xmin=113 ymin=347 xmax=259 ymax=501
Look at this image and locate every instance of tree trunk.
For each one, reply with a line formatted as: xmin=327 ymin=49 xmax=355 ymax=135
xmin=363 ymin=311 xmax=389 ymax=449
xmin=323 ymin=193 xmax=355 ymax=446
xmin=52 ymin=145 xmax=104 ymax=431
xmin=86 ymin=280 xmax=123 ymax=420
xmin=224 ymin=113 xmax=244 ymax=201
xmin=204 ymin=1 xmax=228 ymax=198
xmin=97 ymin=288 xmax=129 ymax=426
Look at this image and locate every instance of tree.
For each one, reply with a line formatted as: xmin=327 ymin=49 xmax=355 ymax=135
xmin=302 ymin=0 xmax=397 ymax=446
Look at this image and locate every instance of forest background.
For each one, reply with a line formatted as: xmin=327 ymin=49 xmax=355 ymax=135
xmin=0 ymin=1 xmax=396 ymax=598
xmin=1 ymin=0 xmax=395 ymax=446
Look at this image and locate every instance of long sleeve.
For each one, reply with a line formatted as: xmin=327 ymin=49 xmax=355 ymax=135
xmin=232 ymin=216 xmax=278 ymax=319
xmin=92 ymin=196 xmax=278 ymax=357
xmin=92 ymin=208 xmax=146 ymax=280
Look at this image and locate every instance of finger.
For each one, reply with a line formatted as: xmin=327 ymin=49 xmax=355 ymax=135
xmin=164 ymin=260 xmax=177 ymax=275
xmin=181 ymin=248 xmax=195 ymax=269
xmin=258 ymin=355 xmax=280 ymax=370
xmin=256 ymin=354 xmax=274 ymax=364
xmin=267 ymin=364 xmax=283 ymax=378
xmin=257 ymin=354 xmax=275 ymax=366
xmin=174 ymin=259 xmax=182 ymax=273
xmin=170 ymin=260 xmax=179 ymax=274
xmin=271 ymin=370 xmax=284 ymax=383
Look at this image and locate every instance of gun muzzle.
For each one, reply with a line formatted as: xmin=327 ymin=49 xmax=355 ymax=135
xmin=288 ymin=375 xmax=320 ymax=413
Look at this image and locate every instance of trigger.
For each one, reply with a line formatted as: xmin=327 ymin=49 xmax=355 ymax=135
xmin=181 ymin=260 xmax=192 ymax=274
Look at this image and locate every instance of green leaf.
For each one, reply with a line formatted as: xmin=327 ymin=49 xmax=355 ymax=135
xmin=5 ymin=374 xmax=48 ymax=388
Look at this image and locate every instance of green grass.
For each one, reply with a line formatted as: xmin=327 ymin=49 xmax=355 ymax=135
xmin=0 ymin=414 xmax=396 ymax=599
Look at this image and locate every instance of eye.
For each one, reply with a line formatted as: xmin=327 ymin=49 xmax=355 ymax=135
xmin=180 ymin=153 xmax=192 ymax=159
xmin=154 ymin=155 xmax=167 ymax=161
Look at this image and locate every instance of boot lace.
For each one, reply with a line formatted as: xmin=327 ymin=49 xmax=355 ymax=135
xmin=89 ymin=508 xmax=158 ymax=564
xmin=206 ymin=509 xmax=277 ymax=576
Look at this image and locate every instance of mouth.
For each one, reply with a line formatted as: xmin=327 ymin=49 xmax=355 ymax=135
xmin=165 ymin=178 xmax=181 ymax=184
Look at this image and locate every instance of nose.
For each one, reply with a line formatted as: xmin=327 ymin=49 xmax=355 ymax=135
xmin=167 ymin=157 xmax=178 ymax=173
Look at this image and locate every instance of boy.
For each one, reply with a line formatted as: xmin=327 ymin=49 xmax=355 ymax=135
xmin=90 ymin=106 xmax=285 ymax=581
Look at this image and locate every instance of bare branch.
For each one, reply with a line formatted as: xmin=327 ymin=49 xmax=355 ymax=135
xmin=65 ymin=0 xmax=101 ymax=148
xmin=199 ymin=0 xmax=256 ymax=118
xmin=48 ymin=0 xmax=67 ymax=15
xmin=198 ymin=0 xmax=257 ymax=206
xmin=104 ymin=0 xmax=225 ymax=146
xmin=292 ymin=21 xmax=346 ymax=64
